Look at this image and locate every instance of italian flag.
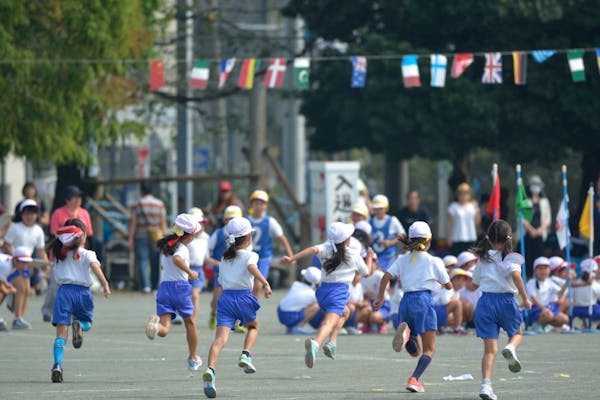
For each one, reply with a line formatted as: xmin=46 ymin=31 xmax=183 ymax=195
xmin=189 ymin=60 xmax=210 ymax=89
xmin=568 ymin=50 xmax=585 ymax=82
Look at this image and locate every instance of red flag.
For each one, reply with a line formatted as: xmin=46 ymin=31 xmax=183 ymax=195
xmin=264 ymin=58 xmax=287 ymax=88
xmin=150 ymin=59 xmax=165 ymax=91
xmin=451 ymin=53 xmax=474 ymax=78
xmin=486 ymin=172 xmax=501 ymax=220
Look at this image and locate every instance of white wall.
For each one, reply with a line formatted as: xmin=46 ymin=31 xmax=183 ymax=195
xmin=2 ymin=154 xmax=27 ymax=212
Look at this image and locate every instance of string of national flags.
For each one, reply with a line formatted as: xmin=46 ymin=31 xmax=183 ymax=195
xmin=148 ymin=47 xmax=600 ymax=91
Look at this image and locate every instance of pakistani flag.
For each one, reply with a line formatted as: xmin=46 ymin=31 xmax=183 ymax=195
xmin=294 ymin=58 xmax=310 ymax=89
xmin=567 ymin=50 xmax=585 ymax=82
xmin=516 ymin=181 xmax=534 ymax=222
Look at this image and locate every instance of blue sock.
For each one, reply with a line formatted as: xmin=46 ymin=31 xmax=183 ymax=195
xmin=53 ymin=337 xmax=66 ymax=366
xmin=405 ymin=338 xmax=418 ymax=354
xmin=80 ymin=321 xmax=92 ymax=332
xmin=411 ymin=355 xmax=432 ymax=379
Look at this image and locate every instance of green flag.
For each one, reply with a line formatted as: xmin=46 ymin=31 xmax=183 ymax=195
xmin=294 ymin=58 xmax=310 ymax=89
xmin=516 ymin=182 xmax=534 ymax=222
xmin=567 ymin=50 xmax=585 ymax=82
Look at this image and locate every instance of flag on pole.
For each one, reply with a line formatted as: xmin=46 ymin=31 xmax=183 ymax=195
xmin=516 ymin=181 xmax=534 ymax=222
xmin=568 ymin=50 xmax=585 ymax=82
xmin=482 ymin=52 xmax=502 ymax=84
xmin=264 ymin=58 xmax=287 ymax=88
xmin=149 ymin=59 xmax=165 ymax=91
xmin=430 ymin=54 xmax=447 ymax=88
xmin=532 ymin=50 xmax=556 ymax=63
xmin=189 ymin=60 xmax=210 ymax=89
xmin=486 ymin=171 xmax=501 ymax=220
xmin=556 ymin=197 xmax=570 ymax=250
xmin=512 ymin=51 xmax=527 ymax=85
xmin=351 ymin=56 xmax=367 ymax=88
xmin=218 ymin=58 xmax=236 ymax=89
xmin=402 ymin=55 xmax=421 ymax=87
xmin=451 ymin=53 xmax=474 ymax=78
xmin=579 ymin=186 xmax=594 ymax=239
xmin=293 ymin=58 xmax=310 ymax=89
xmin=238 ymin=58 xmax=257 ymax=89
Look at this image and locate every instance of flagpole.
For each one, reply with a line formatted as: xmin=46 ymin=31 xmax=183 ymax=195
xmin=562 ymin=165 xmax=576 ymax=332
xmin=516 ymin=164 xmax=533 ymax=334
xmin=492 ymin=163 xmax=498 ymax=220
xmin=587 ymin=184 xmax=595 ymax=332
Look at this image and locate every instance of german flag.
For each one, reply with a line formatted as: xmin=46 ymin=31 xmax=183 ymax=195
xmin=238 ymin=58 xmax=257 ymax=90
xmin=512 ymin=51 xmax=527 ymax=85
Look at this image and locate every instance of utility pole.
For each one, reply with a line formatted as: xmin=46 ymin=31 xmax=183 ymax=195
xmin=209 ymin=0 xmax=228 ymax=173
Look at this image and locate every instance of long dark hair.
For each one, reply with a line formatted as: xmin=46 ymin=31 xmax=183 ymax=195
xmin=472 ymin=219 xmax=513 ymax=262
xmin=52 ymin=218 xmax=86 ymax=261
xmin=352 ymin=229 xmax=370 ymax=251
xmin=399 ymin=236 xmax=429 ymax=252
xmin=323 ymin=242 xmax=348 ymax=274
xmin=223 ymin=234 xmax=250 ymax=260
xmin=157 ymin=233 xmax=193 ymax=256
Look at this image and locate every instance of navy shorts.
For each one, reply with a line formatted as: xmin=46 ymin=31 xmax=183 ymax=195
xmin=573 ymin=304 xmax=600 ymax=320
xmin=257 ymin=257 xmax=272 ymax=279
xmin=277 ymin=306 xmax=305 ymax=328
xmin=316 ymin=282 xmax=350 ymax=316
xmin=217 ymin=289 xmax=260 ymax=329
xmin=527 ymin=302 xmax=560 ymax=324
xmin=475 ymin=292 xmax=522 ymax=339
xmin=189 ymin=265 xmax=206 ymax=289
xmin=399 ymin=290 xmax=437 ymax=338
xmin=156 ymin=281 xmax=194 ymax=319
xmin=52 ymin=284 xmax=94 ymax=326
xmin=435 ymin=304 xmax=448 ymax=326
xmin=7 ymin=267 xmax=31 ymax=282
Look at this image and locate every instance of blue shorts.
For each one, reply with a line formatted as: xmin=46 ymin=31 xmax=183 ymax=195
xmin=189 ymin=265 xmax=206 ymax=289
xmin=573 ymin=304 xmax=600 ymax=320
xmin=399 ymin=290 xmax=437 ymax=338
xmin=475 ymin=292 xmax=522 ymax=339
xmin=7 ymin=267 xmax=31 ymax=282
xmin=316 ymin=282 xmax=350 ymax=316
xmin=257 ymin=257 xmax=272 ymax=279
xmin=528 ymin=302 xmax=560 ymax=324
xmin=435 ymin=304 xmax=448 ymax=326
xmin=309 ymin=309 xmax=324 ymax=329
xmin=52 ymin=284 xmax=94 ymax=326
xmin=217 ymin=289 xmax=260 ymax=329
xmin=377 ymin=255 xmax=395 ymax=272
xmin=156 ymin=281 xmax=194 ymax=319
xmin=213 ymin=266 xmax=221 ymax=288
xmin=372 ymin=299 xmax=391 ymax=321
xmin=277 ymin=306 xmax=305 ymax=328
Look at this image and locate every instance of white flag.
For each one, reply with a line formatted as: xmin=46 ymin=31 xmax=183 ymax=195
xmin=430 ymin=54 xmax=447 ymax=88
xmin=555 ymin=197 xmax=570 ymax=250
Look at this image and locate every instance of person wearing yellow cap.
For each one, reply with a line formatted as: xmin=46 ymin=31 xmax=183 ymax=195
xmin=350 ymin=202 xmax=369 ymax=224
xmin=369 ymin=194 xmax=406 ymax=272
xmin=248 ymin=190 xmax=294 ymax=298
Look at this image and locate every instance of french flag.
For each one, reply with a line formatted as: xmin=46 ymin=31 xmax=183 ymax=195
xmin=402 ymin=55 xmax=421 ymax=88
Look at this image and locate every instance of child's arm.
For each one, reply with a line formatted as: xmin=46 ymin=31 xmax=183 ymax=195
xmin=281 ymin=245 xmax=319 ymax=265
xmin=248 ymin=264 xmax=272 ymax=298
xmin=205 ymin=256 xmax=220 ymax=268
xmin=173 ymin=255 xmax=198 ymax=280
xmin=364 ymin=247 xmax=375 ymax=276
xmin=277 ymin=235 xmax=294 ymax=259
xmin=442 ymin=281 xmax=453 ymax=290
xmin=90 ymin=262 xmax=111 ymax=298
xmin=373 ymin=272 xmax=392 ymax=310
xmin=511 ymin=270 xmax=531 ymax=309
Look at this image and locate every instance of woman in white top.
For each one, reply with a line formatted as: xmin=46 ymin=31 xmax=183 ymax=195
xmin=282 ymin=222 xmax=374 ymax=369
xmin=145 ymin=214 xmax=203 ymax=372
xmin=525 ymin=257 xmax=568 ymax=329
xmin=523 ymin=176 xmax=551 ymax=277
xmin=446 ymin=183 xmax=480 ymax=254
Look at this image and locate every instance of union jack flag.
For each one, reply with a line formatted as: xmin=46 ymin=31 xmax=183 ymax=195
xmin=482 ymin=52 xmax=502 ymax=84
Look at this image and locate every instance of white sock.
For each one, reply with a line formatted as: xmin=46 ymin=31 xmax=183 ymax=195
xmin=505 ymin=343 xmax=516 ymax=352
xmin=482 ymin=378 xmax=491 ymax=385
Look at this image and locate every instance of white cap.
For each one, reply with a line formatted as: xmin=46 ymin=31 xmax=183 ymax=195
xmin=249 ymin=190 xmax=269 ymax=203
xmin=173 ymin=213 xmax=201 ymax=235
xmin=457 ymin=251 xmax=477 ymax=268
xmin=19 ymin=199 xmax=39 ymax=212
xmin=443 ymin=255 xmax=458 ymax=267
xmin=327 ymin=222 xmax=355 ymax=244
xmin=223 ymin=205 xmax=243 ymax=219
xmin=354 ymin=220 xmax=372 ymax=235
xmin=187 ymin=207 xmax=205 ymax=223
xmin=549 ymin=256 xmax=566 ymax=271
xmin=451 ymin=268 xmax=470 ymax=279
xmin=372 ymin=194 xmax=389 ymax=209
xmin=533 ymin=256 xmax=550 ymax=269
xmin=13 ymin=246 xmax=33 ymax=263
xmin=408 ymin=221 xmax=431 ymax=239
xmin=351 ymin=202 xmax=369 ymax=218
xmin=225 ymin=216 xmax=255 ymax=238
xmin=301 ymin=267 xmax=322 ymax=284
xmin=581 ymin=258 xmax=599 ymax=274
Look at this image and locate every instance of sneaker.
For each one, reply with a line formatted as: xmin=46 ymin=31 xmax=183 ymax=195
xmin=322 ymin=341 xmax=336 ymax=359
xmin=378 ymin=323 xmax=388 ymax=334
xmin=392 ymin=322 xmax=411 ymax=352
xmin=172 ymin=315 xmax=183 ymax=325
xmin=345 ymin=326 xmax=362 ymax=335
xmin=188 ymin=356 xmax=203 ymax=371
xmin=43 ymin=314 xmax=52 ymax=323
xmin=12 ymin=317 xmax=32 ymax=330
xmin=338 ymin=327 xmax=348 ymax=335
xmin=0 ymin=318 xmax=8 ymax=332
xmin=406 ymin=376 xmax=424 ymax=393
xmin=51 ymin=363 xmax=63 ymax=383
xmin=145 ymin=315 xmax=160 ymax=340
xmin=501 ymin=345 xmax=521 ymax=373
xmin=360 ymin=324 xmax=372 ymax=334
xmin=143 ymin=286 xmax=151 ymax=294
xmin=202 ymin=368 xmax=217 ymax=398
xmin=72 ymin=320 xmax=83 ymax=349
xmin=288 ymin=325 xmax=316 ymax=335
xmin=208 ymin=313 xmax=217 ymax=330
xmin=238 ymin=353 xmax=257 ymax=374
xmin=479 ymin=383 xmax=498 ymax=400
xmin=234 ymin=320 xmax=247 ymax=333
xmin=304 ymin=338 xmax=318 ymax=368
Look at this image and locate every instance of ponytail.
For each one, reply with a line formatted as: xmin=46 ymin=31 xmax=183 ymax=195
xmin=323 ymin=242 xmax=347 ymax=274
xmin=472 ymin=219 xmax=513 ymax=262
xmin=52 ymin=218 xmax=86 ymax=261
xmin=157 ymin=233 xmax=191 ymax=256
xmin=223 ymin=235 xmax=249 ymax=260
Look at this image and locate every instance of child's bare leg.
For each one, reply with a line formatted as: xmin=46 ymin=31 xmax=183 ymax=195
xmin=301 ymin=303 xmax=320 ymax=324
xmin=314 ymin=313 xmax=341 ymax=346
xmin=328 ymin=308 xmax=349 ymax=344
xmin=183 ymin=316 xmax=198 ymax=359
xmin=207 ymin=326 xmax=232 ymax=368
xmin=157 ymin=314 xmax=172 ymax=337
xmin=191 ymin=288 xmax=201 ymax=321
xmin=12 ymin=276 xmax=30 ymax=318
xmin=243 ymin=320 xmax=259 ymax=351
xmin=482 ymin=338 xmax=498 ymax=380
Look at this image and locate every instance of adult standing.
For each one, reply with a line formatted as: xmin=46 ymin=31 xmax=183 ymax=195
xmin=128 ymin=182 xmax=167 ymax=293
xmin=397 ymin=190 xmax=430 ymax=230
xmin=522 ymin=176 xmax=551 ymax=278
xmin=446 ymin=183 xmax=480 ymax=254
xmin=207 ymin=181 xmax=245 ymax=229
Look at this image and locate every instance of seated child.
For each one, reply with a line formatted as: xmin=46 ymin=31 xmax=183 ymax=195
xmin=277 ymin=267 xmax=322 ymax=335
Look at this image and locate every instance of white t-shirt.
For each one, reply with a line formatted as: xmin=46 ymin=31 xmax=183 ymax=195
xmin=459 ymin=286 xmax=482 ymax=307
xmin=361 ymin=269 xmax=390 ymax=301
xmin=279 ymin=281 xmax=317 ymax=312
xmin=160 ymin=244 xmax=190 ymax=282
xmin=573 ymin=280 xmax=600 ymax=307
xmin=526 ymin=278 xmax=562 ymax=306
xmin=348 ymin=282 xmax=364 ymax=303
xmin=472 ymin=250 xmax=520 ymax=294
xmin=53 ymin=248 xmax=99 ymax=287
xmin=218 ymin=249 xmax=259 ymax=290
xmin=388 ymin=252 xmax=450 ymax=292
xmin=248 ymin=215 xmax=284 ymax=237
xmin=447 ymin=202 xmax=478 ymax=242
xmin=550 ymin=276 xmax=566 ymax=287
xmin=188 ymin=232 xmax=209 ymax=266
xmin=370 ymin=215 xmax=406 ymax=237
xmin=316 ymin=241 xmax=369 ymax=284
xmin=389 ymin=283 xmax=404 ymax=315
xmin=4 ymin=222 xmax=45 ymax=254
xmin=0 ymin=253 xmax=13 ymax=281
xmin=433 ymin=287 xmax=457 ymax=305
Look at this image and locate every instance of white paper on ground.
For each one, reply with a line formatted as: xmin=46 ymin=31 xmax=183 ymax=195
xmin=442 ymin=374 xmax=474 ymax=381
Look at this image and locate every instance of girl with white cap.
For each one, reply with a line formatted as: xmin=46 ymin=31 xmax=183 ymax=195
xmin=572 ymin=258 xmax=600 ymax=325
xmin=525 ymin=257 xmax=568 ymax=330
xmin=277 ymin=266 xmax=322 ymax=335
xmin=145 ymin=214 xmax=203 ymax=372
xmin=202 ymin=216 xmax=272 ymax=398
xmin=49 ymin=219 xmax=111 ymax=383
xmin=282 ymin=222 xmax=374 ymax=368
xmin=369 ymin=194 xmax=405 ymax=272
xmin=375 ymin=221 xmax=451 ymax=393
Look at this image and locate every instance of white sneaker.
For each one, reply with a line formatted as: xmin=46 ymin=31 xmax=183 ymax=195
xmin=501 ymin=345 xmax=522 ymax=373
xmin=188 ymin=356 xmax=203 ymax=371
xmin=479 ymin=383 xmax=497 ymax=400
xmin=145 ymin=315 xmax=160 ymax=340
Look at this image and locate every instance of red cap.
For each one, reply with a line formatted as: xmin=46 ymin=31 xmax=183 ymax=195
xmin=219 ymin=181 xmax=233 ymax=191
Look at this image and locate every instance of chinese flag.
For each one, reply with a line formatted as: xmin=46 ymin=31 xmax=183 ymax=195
xmin=486 ymin=172 xmax=501 ymax=221
xmin=150 ymin=59 xmax=165 ymax=91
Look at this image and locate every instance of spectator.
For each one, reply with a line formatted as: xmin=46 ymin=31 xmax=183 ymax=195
xmin=523 ymin=175 xmax=551 ymax=278
xmin=14 ymin=182 xmax=50 ymax=230
xmin=396 ymin=190 xmax=430 ymax=230
xmin=446 ymin=183 xmax=480 ymax=254
xmin=127 ymin=182 xmax=167 ymax=293
xmin=208 ymin=180 xmax=244 ymax=229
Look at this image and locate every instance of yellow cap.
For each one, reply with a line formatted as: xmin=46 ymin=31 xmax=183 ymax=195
xmin=249 ymin=190 xmax=269 ymax=203
xmin=352 ymin=203 xmax=369 ymax=218
xmin=372 ymin=194 xmax=389 ymax=209
xmin=223 ymin=205 xmax=243 ymax=219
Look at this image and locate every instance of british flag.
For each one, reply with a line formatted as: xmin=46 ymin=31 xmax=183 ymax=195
xmin=482 ymin=52 xmax=502 ymax=84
